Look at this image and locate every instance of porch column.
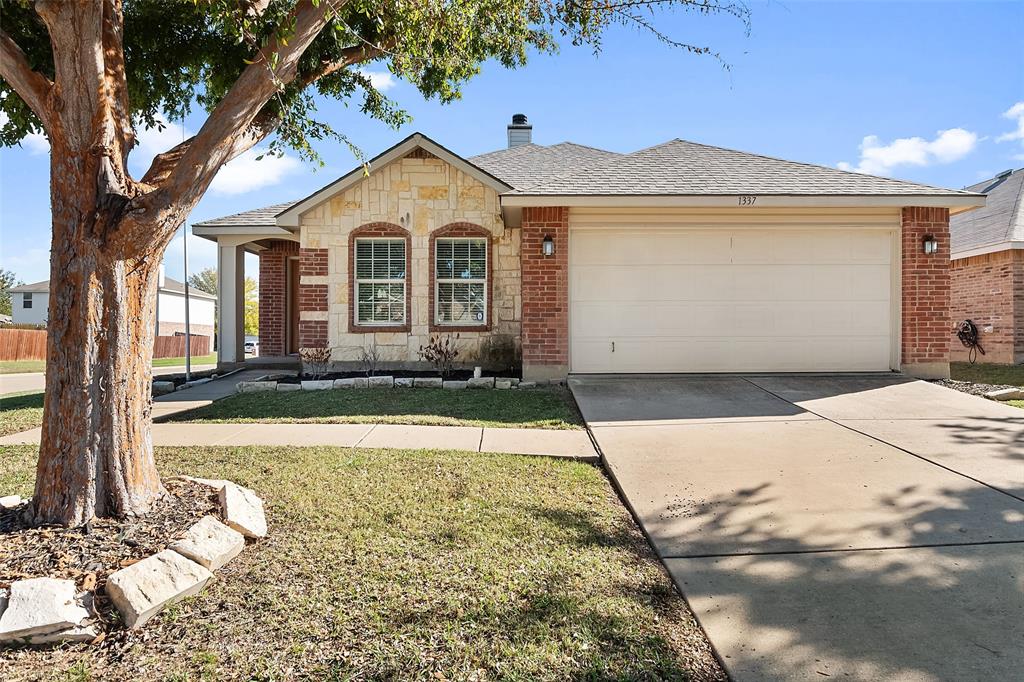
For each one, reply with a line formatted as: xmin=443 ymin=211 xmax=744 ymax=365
xmin=258 ymin=240 xmax=298 ymax=356
xmin=217 ymin=238 xmax=245 ymax=367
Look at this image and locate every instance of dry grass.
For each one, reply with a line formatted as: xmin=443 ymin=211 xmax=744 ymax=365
xmin=0 ymin=445 xmax=723 ymax=681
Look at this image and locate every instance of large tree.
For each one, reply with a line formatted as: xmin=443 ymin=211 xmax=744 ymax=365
xmin=0 ymin=0 xmax=748 ymax=526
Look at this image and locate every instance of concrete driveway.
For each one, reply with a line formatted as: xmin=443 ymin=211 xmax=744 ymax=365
xmin=570 ymin=375 xmax=1024 ymax=682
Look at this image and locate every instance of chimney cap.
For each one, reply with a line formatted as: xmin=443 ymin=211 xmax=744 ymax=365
xmin=511 ymin=113 xmax=529 ymax=126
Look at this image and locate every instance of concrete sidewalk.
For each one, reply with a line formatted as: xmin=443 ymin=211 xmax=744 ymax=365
xmin=151 ymin=369 xmax=273 ymax=420
xmin=0 ymin=422 xmax=597 ymax=460
xmin=1 ymin=364 xmax=218 ymax=396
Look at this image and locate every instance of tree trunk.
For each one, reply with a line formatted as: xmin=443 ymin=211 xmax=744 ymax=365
xmin=30 ymin=155 xmax=167 ymax=527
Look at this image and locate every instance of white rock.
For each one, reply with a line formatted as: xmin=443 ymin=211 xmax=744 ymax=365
xmin=368 ymin=375 xmax=394 ymax=388
xmin=0 ymin=495 xmax=22 ymax=509
xmin=510 ymin=378 xmax=521 ymax=387
xmin=443 ymin=380 xmax=468 ymax=390
xmin=518 ymin=381 xmax=537 ymax=389
xmin=0 ymin=578 xmax=90 ymax=642
xmin=106 ymin=550 xmax=212 ymax=629
xmin=27 ymin=623 xmax=99 ymax=644
xmin=467 ymin=377 xmax=494 ymax=389
xmin=352 ymin=377 xmax=369 ymax=388
xmin=494 ymin=379 xmax=512 ymax=390
xmin=301 ymin=380 xmax=333 ymax=391
xmin=985 ymin=387 xmax=1024 ymax=401
xmin=276 ymin=383 xmax=301 ymax=392
xmin=176 ymin=475 xmax=229 ymax=490
xmin=334 ymin=378 xmax=355 ymax=389
xmin=395 ymin=377 xmax=414 ymax=388
xmin=152 ymin=381 xmax=175 ymax=396
xmin=169 ymin=515 xmax=245 ymax=571
xmin=237 ymin=381 xmax=277 ymax=393
xmin=413 ymin=377 xmax=443 ymax=388
xmin=219 ymin=482 xmax=267 ymax=538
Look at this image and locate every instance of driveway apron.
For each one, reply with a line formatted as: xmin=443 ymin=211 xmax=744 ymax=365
xmin=570 ymin=374 xmax=1024 ymax=682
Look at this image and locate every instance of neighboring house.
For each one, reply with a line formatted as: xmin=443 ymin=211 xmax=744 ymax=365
xmin=949 ymin=168 xmax=1024 ymax=364
xmin=10 ymin=273 xmax=217 ymax=338
xmin=194 ymin=115 xmax=984 ymax=380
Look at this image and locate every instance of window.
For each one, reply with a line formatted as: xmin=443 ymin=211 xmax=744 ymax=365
xmin=435 ymin=238 xmax=487 ymax=326
xmin=22 ymin=293 xmax=32 ymax=309
xmin=354 ymin=238 xmax=406 ymax=325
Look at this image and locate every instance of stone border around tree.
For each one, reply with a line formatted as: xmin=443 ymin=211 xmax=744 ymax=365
xmin=0 ymin=479 xmax=266 ymax=646
xmin=235 ymin=376 xmax=568 ymax=393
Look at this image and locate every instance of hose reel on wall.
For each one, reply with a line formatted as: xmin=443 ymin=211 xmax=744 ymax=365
xmin=954 ymin=319 xmax=985 ymax=364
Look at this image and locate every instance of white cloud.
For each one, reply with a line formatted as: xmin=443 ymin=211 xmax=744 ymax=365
xmin=996 ymin=102 xmax=1024 ymax=157
xmin=0 ymin=246 xmax=51 ymax=284
xmin=357 ymin=68 xmax=396 ymax=92
xmin=837 ymin=128 xmax=978 ymax=176
xmin=209 ymin=147 xmax=301 ymax=196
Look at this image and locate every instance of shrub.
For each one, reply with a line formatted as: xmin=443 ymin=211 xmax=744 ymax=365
xmin=418 ymin=333 xmax=460 ymax=378
xmin=299 ymin=346 xmax=332 ymax=380
xmin=360 ymin=342 xmax=382 ymax=377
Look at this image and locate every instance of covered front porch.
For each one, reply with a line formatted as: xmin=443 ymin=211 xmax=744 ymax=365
xmin=193 ymin=219 xmax=305 ymax=370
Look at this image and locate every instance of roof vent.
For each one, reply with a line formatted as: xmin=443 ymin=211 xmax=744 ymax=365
xmin=507 ymin=113 xmax=532 ymax=149
xmin=996 ymin=169 xmax=1014 ymax=180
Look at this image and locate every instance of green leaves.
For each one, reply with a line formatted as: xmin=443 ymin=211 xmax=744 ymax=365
xmin=0 ymin=0 xmax=749 ymax=167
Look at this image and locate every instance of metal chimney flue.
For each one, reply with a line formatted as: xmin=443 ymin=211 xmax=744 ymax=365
xmin=507 ymin=114 xmax=532 ymax=148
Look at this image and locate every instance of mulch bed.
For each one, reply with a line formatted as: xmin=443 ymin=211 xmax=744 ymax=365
xmin=0 ymin=479 xmax=216 ymax=635
xmin=152 ymin=368 xmax=220 ymax=387
xmin=277 ymin=368 xmax=518 ymax=384
xmin=932 ymin=378 xmax=1017 ymax=397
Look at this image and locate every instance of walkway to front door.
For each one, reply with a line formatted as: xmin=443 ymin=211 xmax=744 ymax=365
xmin=570 ymin=374 xmax=1024 ymax=681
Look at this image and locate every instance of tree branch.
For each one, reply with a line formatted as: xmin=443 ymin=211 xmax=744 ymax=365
xmin=131 ymin=0 xmax=348 ymax=243
xmin=302 ymin=39 xmax=393 ymax=87
xmin=0 ymin=28 xmax=54 ymax=128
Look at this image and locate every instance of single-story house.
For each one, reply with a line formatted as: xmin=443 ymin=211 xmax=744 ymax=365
xmin=10 ymin=271 xmax=216 ymax=338
xmin=194 ymin=115 xmax=984 ymax=380
xmin=949 ymin=168 xmax=1023 ymax=364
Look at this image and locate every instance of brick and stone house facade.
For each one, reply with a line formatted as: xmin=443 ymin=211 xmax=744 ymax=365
xmin=949 ymin=168 xmax=1023 ymax=364
xmin=194 ymin=116 xmax=984 ymax=380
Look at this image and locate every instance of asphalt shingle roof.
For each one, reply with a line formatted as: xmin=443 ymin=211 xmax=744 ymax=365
xmin=509 ymin=139 xmax=980 ymax=196
xmin=469 ymin=142 xmax=623 ymax=190
xmin=193 ymin=202 xmax=297 ymax=228
xmin=193 ymin=137 xmax=978 ymax=229
xmin=950 ymin=168 xmax=1024 ymax=253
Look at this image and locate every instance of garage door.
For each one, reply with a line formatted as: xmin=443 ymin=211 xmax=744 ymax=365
xmin=570 ymin=229 xmax=894 ymax=373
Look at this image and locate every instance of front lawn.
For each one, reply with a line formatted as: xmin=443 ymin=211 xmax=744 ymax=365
xmin=0 ymin=445 xmax=723 ymax=681
xmin=950 ymin=362 xmax=1024 ymax=386
xmin=0 ymin=391 xmax=43 ymax=437
xmin=169 ymin=386 xmax=585 ymax=430
xmin=152 ymin=352 xmax=218 ymax=368
xmin=0 ymin=360 xmax=46 ymax=374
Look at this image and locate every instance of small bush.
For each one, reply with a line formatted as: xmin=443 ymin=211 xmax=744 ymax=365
xmin=418 ymin=333 xmax=460 ymax=378
xmin=299 ymin=346 xmax=332 ymax=380
xmin=360 ymin=343 xmax=382 ymax=377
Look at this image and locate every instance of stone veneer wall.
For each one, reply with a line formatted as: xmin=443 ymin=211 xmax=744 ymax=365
xmin=950 ymin=249 xmax=1024 ymax=364
xmin=299 ymin=151 xmax=521 ymax=369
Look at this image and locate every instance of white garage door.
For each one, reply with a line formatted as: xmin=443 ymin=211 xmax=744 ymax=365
xmin=570 ymin=229 xmax=895 ymax=373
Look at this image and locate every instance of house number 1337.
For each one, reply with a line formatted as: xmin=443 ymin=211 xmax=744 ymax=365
xmin=738 ymin=195 xmax=757 ymax=206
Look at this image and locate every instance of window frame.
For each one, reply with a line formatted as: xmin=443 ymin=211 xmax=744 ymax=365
xmin=22 ymin=293 xmax=32 ymax=309
xmin=352 ymin=236 xmax=408 ymax=328
xmin=429 ymin=225 xmax=492 ymax=333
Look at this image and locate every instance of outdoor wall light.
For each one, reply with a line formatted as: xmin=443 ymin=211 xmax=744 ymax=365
xmin=922 ymin=235 xmax=939 ymax=255
xmin=542 ymin=234 xmax=555 ymax=257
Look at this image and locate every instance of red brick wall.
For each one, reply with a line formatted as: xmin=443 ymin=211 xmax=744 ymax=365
xmin=521 ymin=207 xmax=569 ymax=374
xmin=299 ymin=247 xmax=329 ymax=348
xmin=258 ymin=241 xmax=298 ymax=356
xmin=901 ymin=207 xmax=951 ymax=370
xmin=951 ymin=249 xmax=1024 ymax=364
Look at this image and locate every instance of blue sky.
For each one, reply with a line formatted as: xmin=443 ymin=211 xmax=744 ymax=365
xmin=2 ymin=0 xmax=1022 ymax=283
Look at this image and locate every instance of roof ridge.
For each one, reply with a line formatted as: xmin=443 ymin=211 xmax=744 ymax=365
xmin=657 ymin=138 xmax=975 ymax=195
xmin=547 ymin=141 xmax=620 ymax=155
